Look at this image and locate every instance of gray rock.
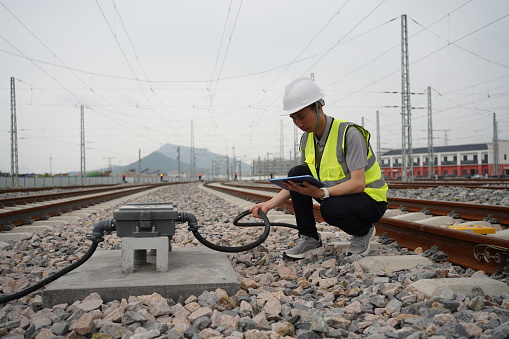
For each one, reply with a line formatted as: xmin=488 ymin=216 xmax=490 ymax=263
xmin=296 ymin=330 xmax=322 ymax=339
xmin=491 ymin=321 xmax=509 ymax=339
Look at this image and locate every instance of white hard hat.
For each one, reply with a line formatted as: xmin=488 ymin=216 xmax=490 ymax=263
xmin=281 ymin=77 xmax=325 ymax=115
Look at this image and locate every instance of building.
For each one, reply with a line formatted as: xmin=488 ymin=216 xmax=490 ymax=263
xmin=251 ymin=157 xmax=299 ymax=179
xmin=380 ymin=141 xmax=509 ymax=179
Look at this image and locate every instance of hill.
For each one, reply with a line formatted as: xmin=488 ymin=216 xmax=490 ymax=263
xmin=109 ymin=143 xmax=251 ymax=176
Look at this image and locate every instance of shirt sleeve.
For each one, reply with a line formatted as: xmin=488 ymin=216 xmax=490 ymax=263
xmin=345 ymin=127 xmax=368 ymax=172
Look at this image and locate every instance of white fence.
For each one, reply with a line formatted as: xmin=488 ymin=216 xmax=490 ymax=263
xmin=0 ymin=176 xmax=167 ymax=189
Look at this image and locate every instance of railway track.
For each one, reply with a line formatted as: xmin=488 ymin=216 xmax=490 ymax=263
xmin=204 ymin=182 xmax=509 ymax=275
xmin=3 ymin=181 xmax=509 ymax=274
xmin=255 ymin=179 xmax=509 ymax=190
xmin=0 ymin=184 xmax=171 ymax=230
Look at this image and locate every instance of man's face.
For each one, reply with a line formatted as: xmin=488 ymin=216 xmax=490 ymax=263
xmin=290 ymin=106 xmax=315 ymax=133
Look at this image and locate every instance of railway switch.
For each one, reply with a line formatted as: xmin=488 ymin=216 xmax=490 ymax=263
xmin=113 ymin=202 xmax=179 ymax=273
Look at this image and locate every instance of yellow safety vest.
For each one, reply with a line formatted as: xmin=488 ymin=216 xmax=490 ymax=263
xmin=301 ymin=119 xmax=388 ymax=202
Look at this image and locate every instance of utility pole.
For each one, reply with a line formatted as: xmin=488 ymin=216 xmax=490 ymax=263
xmin=232 ymin=147 xmax=236 ymax=180
xmin=376 ymin=111 xmax=381 ymax=162
xmin=493 ymin=113 xmax=499 ymax=177
xmin=280 ymin=120 xmax=284 ymax=159
xmin=10 ymin=77 xmax=19 ymax=187
xmin=226 ymin=155 xmax=230 ymax=181
xmin=401 ymin=14 xmax=413 ymax=182
xmin=427 ymin=86 xmax=434 ymax=178
xmin=190 ymin=121 xmax=195 ymax=180
xmin=80 ymin=105 xmax=86 ymax=185
xmin=138 ymin=149 xmax=141 ymax=183
xmin=177 ymin=146 xmax=181 ymax=182
xmin=443 ymin=130 xmax=449 ymax=146
xmin=103 ymin=157 xmax=116 ymax=172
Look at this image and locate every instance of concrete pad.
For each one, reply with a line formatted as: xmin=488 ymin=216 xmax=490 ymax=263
xmin=409 ymin=277 xmax=509 ymax=297
xmin=42 ymin=247 xmax=240 ymax=308
xmin=490 ymin=229 xmax=509 ymax=240
xmin=49 ymin=216 xmax=82 ymax=223
xmin=8 ymin=225 xmax=54 ymax=235
xmin=0 ymin=240 xmax=10 ymax=250
xmin=1 ymin=206 xmax=24 ymax=211
xmin=415 ymin=216 xmax=456 ymax=226
xmin=80 ymin=208 xmax=102 ymax=214
xmin=32 ymin=220 xmax=68 ymax=227
xmin=329 ymin=241 xmax=381 ymax=255
xmin=0 ymin=232 xmax=32 ymax=242
xmin=457 ymin=220 xmax=494 ymax=227
xmin=356 ymin=255 xmax=432 ymax=273
xmin=383 ymin=209 xmax=404 ymax=217
xmin=389 ymin=212 xmax=431 ymax=222
xmin=65 ymin=212 xmax=92 ymax=219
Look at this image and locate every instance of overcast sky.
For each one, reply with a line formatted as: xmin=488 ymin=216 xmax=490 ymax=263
xmin=1 ymin=0 xmax=508 ymax=174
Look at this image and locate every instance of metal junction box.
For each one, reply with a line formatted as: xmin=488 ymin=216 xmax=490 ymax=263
xmin=114 ymin=202 xmax=179 ymax=238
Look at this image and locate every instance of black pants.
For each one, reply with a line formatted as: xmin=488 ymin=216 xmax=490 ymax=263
xmin=288 ymin=165 xmax=387 ymax=238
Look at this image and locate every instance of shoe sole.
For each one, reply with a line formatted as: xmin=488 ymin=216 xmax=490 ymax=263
xmin=346 ymin=227 xmax=376 ymax=256
xmin=283 ymin=242 xmax=323 ymax=259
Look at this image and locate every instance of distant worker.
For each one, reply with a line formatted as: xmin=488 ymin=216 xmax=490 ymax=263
xmin=250 ymin=77 xmax=388 ymax=259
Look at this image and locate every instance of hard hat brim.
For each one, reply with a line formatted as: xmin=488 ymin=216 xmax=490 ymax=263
xmin=279 ymin=98 xmax=325 ymax=116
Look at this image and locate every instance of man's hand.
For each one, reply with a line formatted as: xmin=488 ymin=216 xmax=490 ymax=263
xmin=250 ymin=202 xmax=270 ymax=218
xmin=283 ymin=180 xmax=323 ymax=198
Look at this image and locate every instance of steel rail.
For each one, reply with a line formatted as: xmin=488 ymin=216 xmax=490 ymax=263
xmin=205 ymin=182 xmax=509 ymax=274
xmin=222 ymin=182 xmax=509 ymax=226
xmin=0 ymin=185 xmax=135 ymax=207
xmin=0 ymin=185 xmax=155 ymax=228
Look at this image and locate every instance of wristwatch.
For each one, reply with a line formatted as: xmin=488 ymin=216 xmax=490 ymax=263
xmin=320 ymin=187 xmax=330 ymax=199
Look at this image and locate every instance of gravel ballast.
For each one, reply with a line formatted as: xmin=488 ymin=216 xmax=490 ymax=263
xmin=1 ymin=183 xmax=509 ymax=338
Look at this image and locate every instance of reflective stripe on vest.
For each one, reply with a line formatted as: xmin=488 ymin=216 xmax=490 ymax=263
xmin=301 ymin=119 xmax=388 ymax=202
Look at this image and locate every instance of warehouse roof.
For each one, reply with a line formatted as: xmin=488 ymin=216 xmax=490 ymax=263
xmin=382 ymin=143 xmax=488 ymax=156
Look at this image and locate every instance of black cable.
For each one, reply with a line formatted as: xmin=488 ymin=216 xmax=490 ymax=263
xmin=0 ymin=219 xmax=112 ymax=304
xmin=0 ymin=242 xmax=98 ymax=304
xmin=189 ymin=210 xmax=297 ymax=253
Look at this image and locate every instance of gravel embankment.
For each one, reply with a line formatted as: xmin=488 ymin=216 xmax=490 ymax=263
xmin=1 ymin=183 xmax=509 ymax=338
xmin=387 ymin=186 xmax=509 ymax=206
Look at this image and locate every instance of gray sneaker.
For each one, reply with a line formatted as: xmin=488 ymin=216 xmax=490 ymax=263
xmin=346 ymin=226 xmax=376 ymax=256
xmin=283 ymin=234 xmax=322 ymax=259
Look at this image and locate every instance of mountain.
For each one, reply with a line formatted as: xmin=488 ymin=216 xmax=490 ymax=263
xmin=109 ymin=143 xmax=251 ymax=175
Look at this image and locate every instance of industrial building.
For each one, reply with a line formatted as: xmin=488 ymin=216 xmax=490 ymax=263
xmin=380 ymin=141 xmax=509 ymax=179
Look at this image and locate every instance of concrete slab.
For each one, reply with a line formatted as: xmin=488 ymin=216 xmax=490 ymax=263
xmin=0 ymin=240 xmax=10 ymax=250
xmin=80 ymin=208 xmax=102 ymax=214
xmin=383 ymin=209 xmax=404 ymax=218
xmin=457 ymin=220 xmax=494 ymax=227
xmin=491 ymin=229 xmax=509 ymax=240
xmin=42 ymin=247 xmax=240 ymax=308
xmin=389 ymin=212 xmax=430 ymax=222
xmin=65 ymin=212 xmax=92 ymax=219
xmin=329 ymin=241 xmax=381 ymax=255
xmin=8 ymin=225 xmax=54 ymax=235
xmin=0 ymin=232 xmax=32 ymax=242
xmin=32 ymin=220 xmax=68 ymax=227
xmin=415 ymin=215 xmax=457 ymax=226
xmin=49 ymin=216 xmax=82 ymax=223
xmin=356 ymin=255 xmax=432 ymax=273
xmin=409 ymin=277 xmax=509 ymax=297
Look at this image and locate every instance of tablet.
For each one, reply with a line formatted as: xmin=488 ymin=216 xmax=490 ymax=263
xmin=269 ymin=175 xmax=326 ymax=190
